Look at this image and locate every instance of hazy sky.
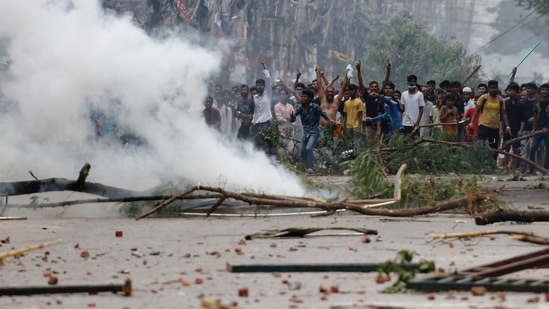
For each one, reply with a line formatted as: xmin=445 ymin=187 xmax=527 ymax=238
xmin=0 ymin=1 xmax=307 ymax=196
xmin=465 ymin=0 xmax=548 ymax=81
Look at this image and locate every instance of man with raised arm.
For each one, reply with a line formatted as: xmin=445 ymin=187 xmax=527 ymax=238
xmin=251 ymin=58 xmax=273 ymax=139
xmin=315 ymin=66 xmax=349 ymax=126
xmin=356 ymin=60 xmax=391 ymax=142
xmin=287 ymin=86 xmax=336 ymax=174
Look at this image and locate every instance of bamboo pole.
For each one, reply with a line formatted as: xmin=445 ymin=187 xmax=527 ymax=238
xmin=508 ymin=41 xmax=541 ymax=76
xmin=0 ymin=239 xmax=61 ymax=261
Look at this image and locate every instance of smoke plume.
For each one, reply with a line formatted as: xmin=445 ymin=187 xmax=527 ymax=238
xmin=0 ymin=1 xmax=306 ymax=198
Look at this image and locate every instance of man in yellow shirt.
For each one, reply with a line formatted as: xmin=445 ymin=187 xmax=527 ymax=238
xmin=343 ymin=84 xmax=365 ymax=150
xmin=343 ymin=84 xmax=364 ymax=132
xmin=470 ymin=80 xmax=512 ymax=154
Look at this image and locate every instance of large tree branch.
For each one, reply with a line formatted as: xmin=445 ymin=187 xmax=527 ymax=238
xmin=136 ymin=185 xmax=492 ymax=220
xmin=0 ymin=163 xmax=141 ymax=198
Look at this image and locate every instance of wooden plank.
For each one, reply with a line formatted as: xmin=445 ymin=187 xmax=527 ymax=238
xmin=407 ymin=275 xmax=549 ymax=293
xmin=227 ymin=263 xmax=420 ymax=273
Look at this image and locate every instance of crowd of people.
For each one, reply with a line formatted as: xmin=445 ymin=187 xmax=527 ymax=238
xmin=203 ymin=60 xmax=549 ymax=175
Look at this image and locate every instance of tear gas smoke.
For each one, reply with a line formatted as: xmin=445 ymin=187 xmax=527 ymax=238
xmin=0 ymin=1 xmax=307 ymax=201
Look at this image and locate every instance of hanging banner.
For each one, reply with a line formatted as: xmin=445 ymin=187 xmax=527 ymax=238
xmin=177 ymin=0 xmax=193 ymax=20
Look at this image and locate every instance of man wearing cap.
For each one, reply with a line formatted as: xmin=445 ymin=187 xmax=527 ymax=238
xmin=462 ymin=87 xmax=476 ymax=142
xmin=462 ymin=87 xmax=475 ymax=115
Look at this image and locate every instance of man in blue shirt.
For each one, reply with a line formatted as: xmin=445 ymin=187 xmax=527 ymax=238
xmin=365 ymin=81 xmax=403 ymax=142
xmin=290 ymin=89 xmax=336 ymax=174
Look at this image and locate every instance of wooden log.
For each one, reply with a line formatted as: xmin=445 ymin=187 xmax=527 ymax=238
xmin=476 ymin=210 xmax=549 ymax=225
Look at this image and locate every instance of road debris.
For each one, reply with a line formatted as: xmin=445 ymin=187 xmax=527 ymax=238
xmin=244 ymin=227 xmax=378 ymax=240
xmin=0 ymin=239 xmax=61 ymax=265
xmin=0 ymin=278 xmax=132 ymax=296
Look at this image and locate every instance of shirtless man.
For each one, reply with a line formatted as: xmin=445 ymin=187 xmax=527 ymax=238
xmin=315 ymin=66 xmax=348 ymax=126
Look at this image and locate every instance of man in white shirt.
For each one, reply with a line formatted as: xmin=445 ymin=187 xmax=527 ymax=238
xmin=251 ymin=58 xmax=273 ymax=139
xmin=401 ymin=74 xmax=425 ymax=136
xmin=462 ymin=87 xmax=475 ymax=116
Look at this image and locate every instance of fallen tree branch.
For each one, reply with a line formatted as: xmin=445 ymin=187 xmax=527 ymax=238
xmin=0 ymin=163 xmax=141 ymax=198
xmin=205 ymin=196 xmax=226 ymax=218
xmin=502 ymin=130 xmax=544 ymax=149
xmin=491 ymin=149 xmax=549 ymax=175
xmin=136 ymin=165 xmax=409 ymax=220
xmin=244 ymin=227 xmax=378 ymax=240
xmin=419 ymin=138 xmax=472 ymax=148
xmin=344 ymin=191 xmax=491 ymax=217
xmin=136 ymin=185 xmax=493 ymax=220
xmin=430 ymin=230 xmax=549 ymax=246
xmin=430 ymin=230 xmax=535 ymax=239
xmin=3 ymin=163 xmax=494 ymax=221
xmin=476 ymin=209 xmax=549 ymax=225
xmin=7 ymin=193 xmax=226 ymax=209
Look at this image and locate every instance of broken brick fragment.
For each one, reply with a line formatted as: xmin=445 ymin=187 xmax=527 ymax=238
xmin=238 ymin=287 xmax=248 ymax=297
xmin=470 ymin=286 xmax=486 ymax=296
xmin=47 ymin=276 xmax=58 ymax=285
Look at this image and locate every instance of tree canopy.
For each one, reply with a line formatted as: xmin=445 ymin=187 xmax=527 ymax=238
xmin=361 ymin=12 xmax=482 ymax=89
xmin=517 ymin=0 xmax=549 ymax=14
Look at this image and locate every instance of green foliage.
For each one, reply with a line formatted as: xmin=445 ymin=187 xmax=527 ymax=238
xmin=381 ymin=136 xmax=497 ymax=175
xmin=362 ymin=12 xmax=482 ymax=89
xmin=349 ymin=136 xmax=500 ymax=209
xmin=254 ymin=121 xmax=282 ymax=155
xmin=516 ymin=0 xmax=549 ymax=14
xmin=349 ymin=150 xmax=394 ymax=199
xmin=377 ymin=250 xmax=436 ymax=294
xmin=398 ymin=175 xmax=481 ymax=208
xmin=507 ymin=174 xmax=527 ymax=181
xmin=119 ymin=182 xmax=185 ymax=218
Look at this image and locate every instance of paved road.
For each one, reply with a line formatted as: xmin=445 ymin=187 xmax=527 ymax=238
xmin=1 ymin=175 xmax=549 ymax=308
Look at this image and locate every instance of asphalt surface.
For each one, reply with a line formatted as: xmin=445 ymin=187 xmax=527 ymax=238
xmin=1 ymin=175 xmax=549 ymax=309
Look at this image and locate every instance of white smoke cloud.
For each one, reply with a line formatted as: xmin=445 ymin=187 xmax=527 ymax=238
xmin=0 ymin=1 xmax=306 ymax=197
